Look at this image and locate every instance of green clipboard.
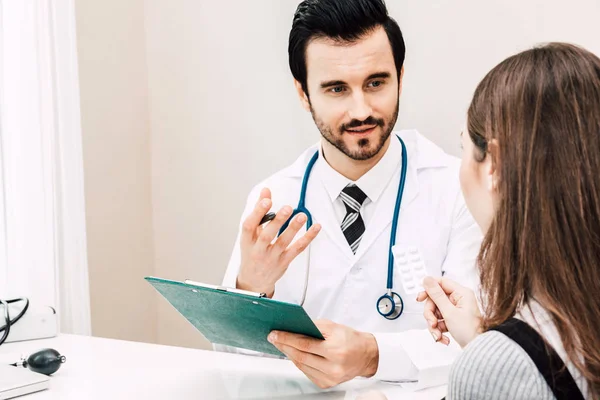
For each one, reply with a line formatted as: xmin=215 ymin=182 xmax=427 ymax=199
xmin=145 ymin=276 xmax=324 ymax=356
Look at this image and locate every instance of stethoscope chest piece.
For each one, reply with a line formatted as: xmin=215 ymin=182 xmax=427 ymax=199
xmin=376 ymin=291 xmax=404 ymax=320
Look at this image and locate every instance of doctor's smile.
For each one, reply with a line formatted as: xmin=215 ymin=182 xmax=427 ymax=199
xmin=343 ymin=123 xmax=380 ymax=137
xmin=345 ymin=125 xmax=376 ymax=134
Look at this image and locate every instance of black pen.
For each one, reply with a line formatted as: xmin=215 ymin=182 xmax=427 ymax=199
xmin=259 ymin=212 xmax=276 ymax=225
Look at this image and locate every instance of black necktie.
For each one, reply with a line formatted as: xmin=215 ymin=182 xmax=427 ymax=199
xmin=340 ymin=184 xmax=367 ymax=254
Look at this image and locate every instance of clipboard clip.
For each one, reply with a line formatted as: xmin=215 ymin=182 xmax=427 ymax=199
xmin=184 ymin=279 xmax=267 ymax=298
xmin=215 ymin=286 xmax=268 ymax=298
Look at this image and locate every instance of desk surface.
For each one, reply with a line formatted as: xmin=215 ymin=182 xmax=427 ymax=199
xmin=0 ymin=334 xmax=447 ymax=399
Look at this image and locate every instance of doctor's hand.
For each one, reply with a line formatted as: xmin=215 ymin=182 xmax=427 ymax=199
xmin=416 ymin=276 xmax=482 ymax=348
xmin=237 ymin=188 xmax=321 ymax=297
xmin=268 ymin=320 xmax=379 ymax=389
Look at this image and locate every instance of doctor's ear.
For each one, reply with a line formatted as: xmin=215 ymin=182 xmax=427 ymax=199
xmin=398 ymin=66 xmax=405 ymax=97
xmin=294 ymin=80 xmax=311 ymax=112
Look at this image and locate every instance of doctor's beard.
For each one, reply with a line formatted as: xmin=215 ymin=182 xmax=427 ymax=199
xmin=310 ymin=97 xmax=399 ymax=161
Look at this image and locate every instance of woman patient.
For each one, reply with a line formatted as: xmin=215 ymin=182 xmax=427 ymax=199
xmin=418 ymin=42 xmax=600 ymax=399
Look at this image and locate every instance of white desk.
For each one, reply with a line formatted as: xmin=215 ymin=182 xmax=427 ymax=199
xmin=0 ymin=334 xmax=447 ymax=399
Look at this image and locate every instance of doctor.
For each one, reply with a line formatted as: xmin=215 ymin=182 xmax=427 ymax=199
xmin=219 ymin=0 xmax=482 ymax=389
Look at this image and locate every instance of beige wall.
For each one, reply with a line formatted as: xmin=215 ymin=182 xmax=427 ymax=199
xmin=75 ymin=0 xmax=157 ymax=344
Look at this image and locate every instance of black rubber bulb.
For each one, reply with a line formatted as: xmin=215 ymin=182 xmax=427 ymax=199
xmin=24 ymin=348 xmax=66 ymax=375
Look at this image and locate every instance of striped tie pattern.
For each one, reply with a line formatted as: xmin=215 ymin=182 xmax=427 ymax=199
xmin=340 ymin=184 xmax=367 ymax=254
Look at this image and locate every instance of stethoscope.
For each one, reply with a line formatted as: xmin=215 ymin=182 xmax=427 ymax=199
xmin=1 ymin=297 xmax=67 ymax=375
xmin=262 ymin=135 xmax=408 ymax=320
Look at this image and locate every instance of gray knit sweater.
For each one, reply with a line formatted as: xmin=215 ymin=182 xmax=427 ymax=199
xmin=446 ymin=301 xmax=590 ymax=399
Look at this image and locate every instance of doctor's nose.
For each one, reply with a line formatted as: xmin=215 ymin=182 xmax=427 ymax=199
xmin=347 ymin=92 xmax=373 ymax=122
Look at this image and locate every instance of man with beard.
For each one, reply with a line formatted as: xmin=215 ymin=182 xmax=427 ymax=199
xmin=218 ymin=0 xmax=482 ymax=390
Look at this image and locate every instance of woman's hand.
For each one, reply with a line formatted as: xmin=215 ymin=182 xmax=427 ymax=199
xmin=416 ymin=276 xmax=482 ymax=348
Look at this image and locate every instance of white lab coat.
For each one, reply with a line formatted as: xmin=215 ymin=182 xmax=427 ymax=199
xmin=218 ymin=129 xmax=482 ymax=389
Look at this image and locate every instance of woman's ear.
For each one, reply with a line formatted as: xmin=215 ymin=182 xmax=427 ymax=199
xmin=486 ymin=139 xmax=499 ymax=192
xmin=294 ymin=80 xmax=310 ymax=112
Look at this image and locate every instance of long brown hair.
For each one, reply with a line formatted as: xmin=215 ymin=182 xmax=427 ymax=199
xmin=468 ymin=42 xmax=600 ymax=397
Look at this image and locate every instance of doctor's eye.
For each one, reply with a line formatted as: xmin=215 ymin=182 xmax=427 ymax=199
xmin=366 ymin=80 xmax=387 ymax=90
xmin=329 ymin=86 xmax=346 ymax=94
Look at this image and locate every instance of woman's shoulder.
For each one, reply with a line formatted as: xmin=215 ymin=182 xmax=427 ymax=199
xmin=447 ymin=330 xmax=553 ymax=400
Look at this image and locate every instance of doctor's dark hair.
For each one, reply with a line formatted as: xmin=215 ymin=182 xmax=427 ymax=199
xmin=288 ymin=0 xmax=405 ymax=96
xmin=468 ymin=42 xmax=600 ymax=398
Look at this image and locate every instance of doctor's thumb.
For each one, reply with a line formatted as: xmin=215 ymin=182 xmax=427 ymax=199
xmin=422 ymin=276 xmax=454 ymax=314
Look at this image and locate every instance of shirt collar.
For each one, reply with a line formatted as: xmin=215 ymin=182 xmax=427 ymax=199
xmin=316 ymin=136 xmax=403 ymax=204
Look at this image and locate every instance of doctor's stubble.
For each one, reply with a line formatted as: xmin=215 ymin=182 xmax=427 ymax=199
xmin=308 ymin=95 xmax=400 ymax=161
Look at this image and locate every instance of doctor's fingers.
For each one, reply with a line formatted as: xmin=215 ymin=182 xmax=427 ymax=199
xmin=250 ymin=187 xmax=272 ymax=215
xmin=241 ymin=197 xmax=273 ymax=246
xmin=255 ymin=206 xmax=294 ymax=252
xmin=270 ymin=329 xmax=328 ymax=357
xmin=275 ymin=342 xmax=329 ymax=374
xmin=273 ymin=212 xmax=309 ymax=250
xmin=255 ymin=187 xmax=272 ymax=205
xmin=280 ymin=224 xmax=321 ymax=266
xmin=292 ymin=360 xmax=337 ymax=389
